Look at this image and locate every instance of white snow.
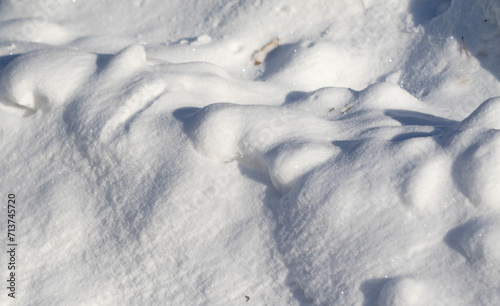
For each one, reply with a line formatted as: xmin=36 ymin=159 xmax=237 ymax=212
xmin=1 ymin=0 xmax=500 ymax=305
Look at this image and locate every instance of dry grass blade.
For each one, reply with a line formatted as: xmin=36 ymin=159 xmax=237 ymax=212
xmin=460 ymin=36 xmax=471 ymax=59
xmin=253 ymin=38 xmax=280 ymax=65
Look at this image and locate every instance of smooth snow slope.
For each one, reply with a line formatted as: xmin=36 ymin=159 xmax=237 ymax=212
xmin=1 ymin=0 xmax=500 ymax=305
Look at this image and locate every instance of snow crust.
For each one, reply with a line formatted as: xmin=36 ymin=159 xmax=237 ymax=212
xmin=1 ymin=0 xmax=500 ymax=305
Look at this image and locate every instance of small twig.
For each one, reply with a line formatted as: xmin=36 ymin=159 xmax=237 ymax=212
xmin=245 ymin=295 xmax=250 ymax=302
xmin=328 ymin=104 xmax=354 ymax=115
xmin=460 ymin=36 xmax=471 ymax=59
xmin=340 ymin=104 xmax=353 ymax=114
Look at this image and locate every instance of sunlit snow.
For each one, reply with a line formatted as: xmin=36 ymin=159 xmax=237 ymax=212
xmin=1 ymin=0 xmax=500 ymax=305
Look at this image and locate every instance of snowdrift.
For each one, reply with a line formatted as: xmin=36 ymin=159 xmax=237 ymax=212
xmin=1 ymin=0 xmax=500 ymax=305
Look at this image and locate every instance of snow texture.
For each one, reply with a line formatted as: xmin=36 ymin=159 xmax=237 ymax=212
xmin=1 ymin=0 xmax=500 ymax=305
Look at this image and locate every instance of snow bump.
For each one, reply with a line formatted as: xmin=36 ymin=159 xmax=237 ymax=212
xmin=459 ymin=97 xmax=500 ymax=130
xmin=404 ymin=155 xmax=451 ymax=213
xmin=183 ymin=102 xmax=336 ymax=193
xmin=0 ymin=49 xmax=96 ymax=115
xmin=378 ymin=277 xmax=429 ymax=306
xmin=453 ymin=217 xmax=500 ymax=268
xmin=454 ymin=130 xmax=500 ymax=209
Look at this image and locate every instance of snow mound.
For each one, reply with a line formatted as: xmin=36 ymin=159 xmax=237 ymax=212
xmin=404 ymin=155 xmax=451 ymax=214
xmin=355 ymin=83 xmax=426 ymax=110
xmin=0 ymin=18 xmax=74 ymax=45
xmin=0 ymin=49 xmax=96 ymax=114
xmin=378 ymin=277 xmax=429 ymax=306
xmin=0 ymin=45 xmax=152 ymax=117
xmin=454 ymin=131 xmax=500 ymax=209
xmin=285 ymin=86 xmax=356 ymax=115
xmin=100 ymin=45 xmax=149 ymax=80
xmin=452 ymin=98 xmax=500 ymax=209
xmin=2 ymin=0 xmax=500 ymax=305
xmin=456 ymin=217 xmax=500 ymax=266
xmin=183 ymin=102 xmax=337 ymax=193
xmin=459 ymin=97 xmax=500 ymax=130
xmin=265 ymin=142 xmax=338 ymax=194
xmin=261 ymin=41 xmax=363 ymax=90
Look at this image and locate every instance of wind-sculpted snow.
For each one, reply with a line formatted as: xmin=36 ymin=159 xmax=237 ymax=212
xmin=1 ymin=0 xmax=500 ymax=305
xmin=182 ymin=102 xmax=338 ymax=193
xmin=182 ymin=85 xmax=500 ymax=304
xmin=0 ymin=49 xmax=97 ymax=115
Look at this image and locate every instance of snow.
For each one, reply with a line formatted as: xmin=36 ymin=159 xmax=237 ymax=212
xmin=1 ymin=0 xmax=500 ymax=305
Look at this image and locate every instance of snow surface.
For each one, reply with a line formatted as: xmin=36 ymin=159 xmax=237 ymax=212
xmin=1 ymin=0 xmax=500 ymax=305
